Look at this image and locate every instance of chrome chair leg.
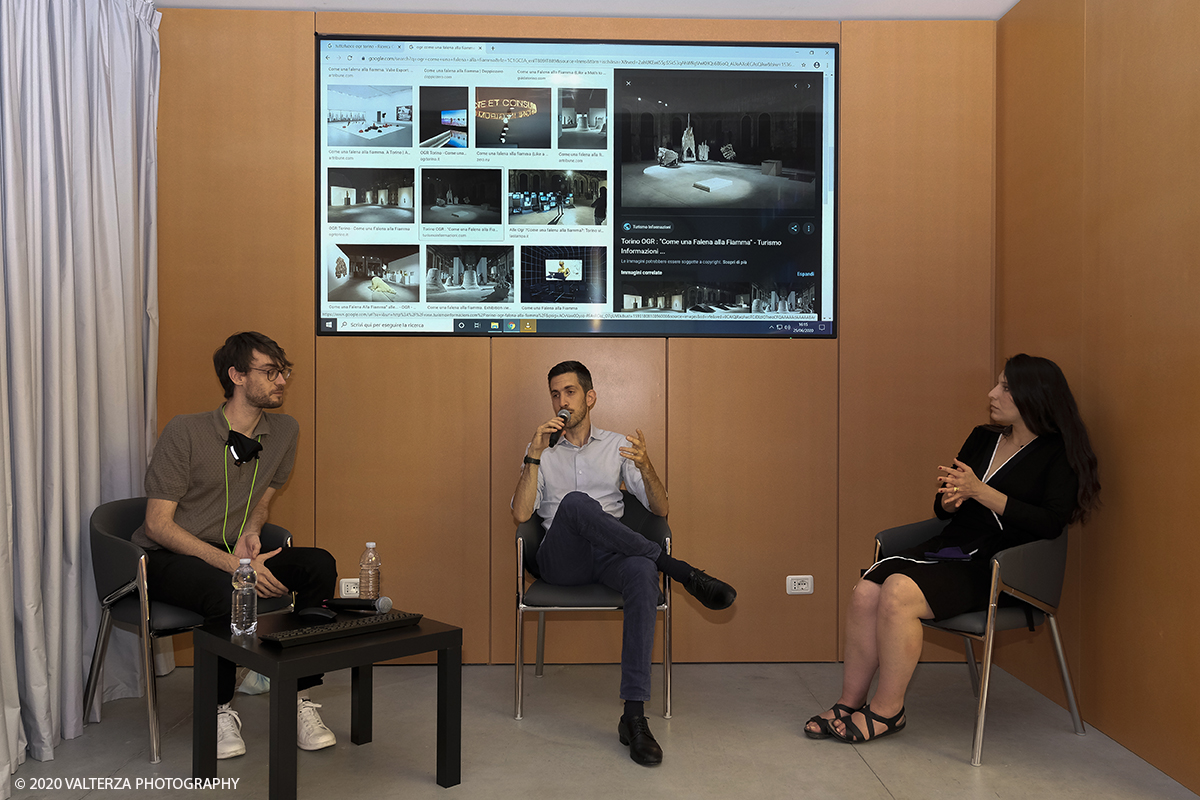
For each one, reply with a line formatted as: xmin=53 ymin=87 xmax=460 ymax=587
xmin=662 ymin=582 xmax=672 ymax=719
xmin=971 ymin=604 xmax=999 ymax=766
xmin=83 ymin=608 xmax=114 ymax=724
xmin=514 ymin=605 xmax=524 ymax=720
xmin=535 ymin=612 xmax=546 ymax=678
xmin=1047 ymin=614 xmax=1086 ymax=736
xmin=962 ymin=636 xmax=981 ymax=697
xmin=136 ymin=562 xmax=161 ymax=764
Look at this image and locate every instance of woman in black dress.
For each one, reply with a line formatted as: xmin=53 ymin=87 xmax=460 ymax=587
xmin=806 ymin=354 xmax=1100 ymax=744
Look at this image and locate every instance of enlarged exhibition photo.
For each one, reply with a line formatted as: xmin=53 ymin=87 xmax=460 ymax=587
xmin=425 ymin=245 xmax=514 ymax=303
xmin=326 ymin=85 xmax=413 ymax=148
xmin=615 ymin=69 xmax=822 ymax=210
xmin=326 ymin=243 xmax=421 ymax=302
xmin=327 ymin=168 xmax=416 ymax=224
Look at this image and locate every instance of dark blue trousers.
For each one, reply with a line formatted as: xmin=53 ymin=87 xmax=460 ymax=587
xmin=535 ymin=492 xmax=661 ymax=702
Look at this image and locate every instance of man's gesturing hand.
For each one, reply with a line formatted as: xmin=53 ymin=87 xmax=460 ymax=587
xmin=620 ymin=429 xmax=653 ymax=472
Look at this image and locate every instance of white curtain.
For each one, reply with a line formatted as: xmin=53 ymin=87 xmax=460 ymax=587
xmin=0 ymin=0 xmax=159 ymax=794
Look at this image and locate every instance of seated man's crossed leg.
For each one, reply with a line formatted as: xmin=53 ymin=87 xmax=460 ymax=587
xmin=537 ymin=491 xmax=735 ymax=766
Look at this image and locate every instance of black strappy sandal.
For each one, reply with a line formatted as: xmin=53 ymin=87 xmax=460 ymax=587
xmin=830 ymin=704 xmax=906 ymax=744
xmin=804 ymin=703 xmax=860 ymax=740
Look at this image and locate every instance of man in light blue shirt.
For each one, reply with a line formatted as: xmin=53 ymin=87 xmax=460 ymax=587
xmin=512 ymin=361 xmax=736 ymax=766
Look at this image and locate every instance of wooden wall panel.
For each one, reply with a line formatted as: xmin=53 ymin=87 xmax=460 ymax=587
xmin=315 ymin=337 xmax=492 ymax=663
xmin=158 ymin=10 xmax=317 ymax=663
xmin=998 ymin=0 xmax=1200 ymax=792
xmin=838 ymin=21 xmax=997 ymax=660
xmin=994 ymin=0 xmax=1086 ymax=711
xmin=158 ymin=9 xmax=318 ymax=543
xmin=1079 ymin=0 xmax=1200 ymax=790
xmin=489 ymin=340 xmax=667 ymax=667
xmin=666 ymin=339 xmax=840 ymax=662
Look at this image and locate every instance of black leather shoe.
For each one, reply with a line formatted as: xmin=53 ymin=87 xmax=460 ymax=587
xmin=683 ymin=569 xmax=736 ymax=610
xmin=617 ymin=715 xmax=663 ymax=766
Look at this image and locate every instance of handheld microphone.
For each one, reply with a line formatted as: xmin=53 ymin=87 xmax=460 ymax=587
xmin=548 ymin=408 xmax=571 ymax=448
xmin=322 ymin=596 xmax=393 ymax=614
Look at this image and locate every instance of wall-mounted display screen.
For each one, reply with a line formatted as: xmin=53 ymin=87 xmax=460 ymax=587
xmin=317 ymin=36 xmax=838 ymax=337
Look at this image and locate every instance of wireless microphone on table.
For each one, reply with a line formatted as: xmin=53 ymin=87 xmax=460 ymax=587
xmin=548 ymin=408 xmax=570 ymax=448
xmin=321 ymin=596 xmax=393 ymax=614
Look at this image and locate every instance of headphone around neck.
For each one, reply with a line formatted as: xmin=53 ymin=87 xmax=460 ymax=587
xmin=221 ymin=406 xmax=262 ymax=553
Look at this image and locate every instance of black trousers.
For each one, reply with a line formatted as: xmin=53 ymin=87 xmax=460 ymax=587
xmin=145 ymin=546 xmax=337 ymax=703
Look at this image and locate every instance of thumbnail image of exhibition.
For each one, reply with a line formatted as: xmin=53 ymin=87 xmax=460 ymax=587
xmin=558 ymin=88 xmax=607 ymax=150
xmin=421 ymin=169 xmax=503 ymax=224
xmin=326 ymin=244 xmax=421 ymax=302
xmin=425 ymin=245 xmax=514 ymax=303
xmin=327 ymin=168 xmax=415 ymax=224
xmin=520 ymin=246 xmax=607 ymax=304
xmin=326 ymin=85 xmax=413 ymax=147
xmin=616 ymin=279 xmax=817 ymax=316
xmin=614 ymin=69 xmax=821 ymax=210
xmin=475 ymin=87 xmax=551 ymax=149
xmin=419 ymin=87 xmax=469 ymax=148
xmin=508 ymin=170 xmax=607 ymax=226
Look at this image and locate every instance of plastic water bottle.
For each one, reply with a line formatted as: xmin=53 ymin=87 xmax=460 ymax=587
xmin=231 ymin=558 xmax=258 ymax=635
xmin=359 ymin=542 xmax=381 ymax=600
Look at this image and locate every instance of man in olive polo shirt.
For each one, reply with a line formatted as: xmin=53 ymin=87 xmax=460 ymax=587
xmin=132 ymin=332 xmax=337 ymax=759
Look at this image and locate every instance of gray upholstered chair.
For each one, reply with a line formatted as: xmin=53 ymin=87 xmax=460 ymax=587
xmin=874 ymin=518 xmax=1085 ymax=765
xmin=83 ymin=497 xmax=292 ymax=763
xmin=515 ymin=490 xmax=670 ymax=720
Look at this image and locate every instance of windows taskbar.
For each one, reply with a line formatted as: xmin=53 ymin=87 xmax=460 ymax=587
xmin=320 ymin=317 xmax=834 ymax=337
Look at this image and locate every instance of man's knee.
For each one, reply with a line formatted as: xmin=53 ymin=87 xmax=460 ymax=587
xmin=558 ymin=491 xmax=596 ymax=517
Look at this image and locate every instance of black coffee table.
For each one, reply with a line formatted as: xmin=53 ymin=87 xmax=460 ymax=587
xmin=192 ymin=612 xmax=462 ymax=799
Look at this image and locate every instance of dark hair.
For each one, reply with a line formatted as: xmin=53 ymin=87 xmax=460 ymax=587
xmin=547 ymin=360 xmax=592 ymax=394
xmin=213 ymin=332 xmax=291 ymax=399
xmin=1003 ymin=354 xmax=1100 ymax=523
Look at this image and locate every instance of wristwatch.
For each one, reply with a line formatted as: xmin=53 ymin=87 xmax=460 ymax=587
xmin=523 ymin=455 xmax=541 ymax=466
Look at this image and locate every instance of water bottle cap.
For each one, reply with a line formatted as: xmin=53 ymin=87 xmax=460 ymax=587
xmin=239 ymin=558 xmax=251 ymax=564
xmin=366 ymin=542 xmax=376 ymax=548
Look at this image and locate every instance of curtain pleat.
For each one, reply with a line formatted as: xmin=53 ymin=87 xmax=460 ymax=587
xmin=0 ymin=0 xmax=159 ymax=792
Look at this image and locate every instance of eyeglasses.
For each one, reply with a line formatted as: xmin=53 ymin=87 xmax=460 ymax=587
xmin=246 ymin=366 xmax=292 ymax=382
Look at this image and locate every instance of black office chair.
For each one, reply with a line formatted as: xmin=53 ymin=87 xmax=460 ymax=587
xmin=874 ymin=518 xmax=1086 ymax=765
xmin=515 ymin=490 xmax=671 ymax=720
xmin=82 ymin=497 xmax=292 ymax=763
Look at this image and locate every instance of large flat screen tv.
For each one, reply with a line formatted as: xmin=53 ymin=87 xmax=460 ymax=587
xmin=317 ymin=36 xmax=838 ymax=337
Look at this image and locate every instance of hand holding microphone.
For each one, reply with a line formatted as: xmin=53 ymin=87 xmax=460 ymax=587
xmin=548 ymin=408 xmax=571 ymax=448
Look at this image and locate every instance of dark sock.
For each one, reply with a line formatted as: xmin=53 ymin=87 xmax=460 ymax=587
xmin=623 ymin=700 xmax=645 ymax=720
xmin=654 ymin=552 xmax=693 ymax=583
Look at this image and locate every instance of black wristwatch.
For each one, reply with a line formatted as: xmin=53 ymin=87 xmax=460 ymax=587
xmin=523 ymin=455 xmax=541 ymax=466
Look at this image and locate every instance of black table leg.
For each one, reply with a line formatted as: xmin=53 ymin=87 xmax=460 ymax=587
xmin=192 ymin=650 xmax=220 ymax=778
xmin=351 ymin=664 xmax=373 ymax=745
xmin=436 ymin=644 xmax=462 ymax=788
xmin=270 ymin=675 xmax=299 ymax=800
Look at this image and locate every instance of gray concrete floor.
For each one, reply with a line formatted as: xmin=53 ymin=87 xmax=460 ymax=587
xmin=11 ymin=663 xmax=1196 ymax=800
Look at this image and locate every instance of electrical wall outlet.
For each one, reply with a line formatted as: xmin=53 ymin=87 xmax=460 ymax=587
xmin=786 ymin=575 xmax=814 ymax=595
xmin=340 ymin=578 xmax=360 ymax=598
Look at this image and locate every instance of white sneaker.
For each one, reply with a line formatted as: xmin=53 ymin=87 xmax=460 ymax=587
xmin=297 ymin=697 xmax=336 ymax=751
xmin=216 ymin=703 xmax=246 ymax=759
